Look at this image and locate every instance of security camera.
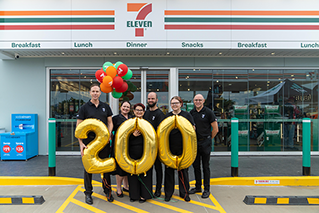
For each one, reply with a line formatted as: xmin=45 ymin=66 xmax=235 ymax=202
xmin=15 ymin=53 xmax=20 ymax=59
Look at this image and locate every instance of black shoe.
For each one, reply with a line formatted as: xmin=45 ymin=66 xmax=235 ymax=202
xmin=164 ymin=196 xmax=171 ymax=202
xmin=106 ymin=193 xmax=114 ymax=202
xmin=85 ymin=194 xmax=93 ymax=205
xmin=189 ymin=187 xmax=202 ymax=194
xmin=154 ymin=190 xmax=161 ymax=197
xmin=184 ymin=195 xmax=191 ymax=202
xmin=123 ymin=187 xmax=129 ymax=192
xmin=130 ymin=198 xmax=137 ymax=202
xmin=201 ymin=190 xmax=210 ymax=199
xmin=116 ymin=191 xmax=123 ymax=198
xmin=139 ymin=198 xmax=146 ymax=203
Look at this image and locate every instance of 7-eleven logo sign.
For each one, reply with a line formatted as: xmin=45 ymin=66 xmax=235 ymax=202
xmin=127 ymin=3 xmax=152 ymax=37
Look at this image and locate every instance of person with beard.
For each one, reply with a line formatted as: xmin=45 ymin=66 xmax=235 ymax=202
xmin=143 ymin=92 xmax=165 ymax=197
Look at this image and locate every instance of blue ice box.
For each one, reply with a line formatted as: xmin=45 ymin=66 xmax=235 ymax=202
xmin=0 ymin=114 xmax=38 ymax=160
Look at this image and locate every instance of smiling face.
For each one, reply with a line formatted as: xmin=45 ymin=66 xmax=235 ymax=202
xmin=193 ymin=94 xmax=205 ymax=109
xmin=134 ymin=106 xmax=145 ymax=118
xmin=90 ymin=86 xmax=101 ymax=101
xmin=147 ymin=92 xmax=157 ymax=108
xmin=170 ymin=98 xmax=182 ymax=112
xmin=121 ymin=102 xmax=131 ymax=115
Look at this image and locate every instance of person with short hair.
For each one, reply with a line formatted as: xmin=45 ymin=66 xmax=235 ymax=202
xmin=76 ymin=83 xmax=114 ymax=205
xmin=189 ymin=94 xmax=218 ymax=198
xmin=164 ymin=96 xmax=195 ymax=202
xmin=143 ymin=92 xmax=165 ymax=197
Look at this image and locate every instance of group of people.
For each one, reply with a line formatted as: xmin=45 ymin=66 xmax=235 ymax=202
xmin=76 ymin=83 xmax=218 ymax=205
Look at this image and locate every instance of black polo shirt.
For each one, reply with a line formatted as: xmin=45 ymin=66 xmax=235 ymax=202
xmin=144 ymin=108 xmax=165 ymax=130
xmin=77 ymin=100 xmax=113 ymax=146
xmin=190 ymin=106 xmax=217 ymax=141
xmin=166 ymin=110 xmax=195 ymax=155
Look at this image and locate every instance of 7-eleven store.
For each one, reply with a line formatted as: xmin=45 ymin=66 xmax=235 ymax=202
xmin=0 ymin=0 xmax=318 ymax=156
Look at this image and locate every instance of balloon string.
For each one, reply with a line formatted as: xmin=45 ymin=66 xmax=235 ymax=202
xmin=102 ymin=176 xmax=112 ymax=200
xmin=178 ymin=170 xmax=189 ymax=200
xmin=137 ymin=175 xmax=155 ymax=199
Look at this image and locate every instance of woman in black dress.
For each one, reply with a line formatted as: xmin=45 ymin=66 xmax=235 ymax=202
xmin=128 ymin=103 xmax=153 ymax=203
xmin=112 ymin=101 xmax=132 ymax=197
xmin=164 ymin=96 xmax=195 ymax=202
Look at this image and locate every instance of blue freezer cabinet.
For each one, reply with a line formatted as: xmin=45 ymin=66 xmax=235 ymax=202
xmin=0 ymin=114 xmax=38 ymax=160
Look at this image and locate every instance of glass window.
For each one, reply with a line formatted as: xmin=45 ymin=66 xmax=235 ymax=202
xmin=126 ymin=70 xmax=141 ymax=107
xmin=146 ymin=70 xmax=169 ymax=114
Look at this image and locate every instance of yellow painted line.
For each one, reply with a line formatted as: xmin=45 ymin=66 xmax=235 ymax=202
xmin=148 ymin=199 xmax=193 ymax=213
xmin=171 ymin=194 xmax=220 ymax=211
xmin=277 ymin=198 xmax=289 ymax=204
xmin=22 ymin=197 xmax=34 ymax=204
xmin=0 ymin=197 xmax=11 ymax=204
xmin=208 ymin=193 xmax=227 ymax=213
xmin=208 ymin=176 xmax=319 ymax=186
xmin=307 ymin=198 xmax=319 ymax=204
xmin=71 ymin=198 xmax=106 ymax=213
xmin=79 ymin=188 xmax=149 ymax=213
xmin=56 ymin=185 xmax=82 ymax=213
xmin=254 ymin=198 xmax=267 ymax=204
xmin=0 ymin=176 xmax=99 ymax=186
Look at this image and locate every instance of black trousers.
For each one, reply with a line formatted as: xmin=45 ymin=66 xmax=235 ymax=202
xmin=84 ymin=171 xmax=111 ymax=195
xmin=193 ymin=138 xmax=212 ymax=191
xmin=164 ymin=167 xmax=189 ymax=199
xmin=154 ymin=157 xmax=163 ymax=191
xmin=128 ymin=169 xmax=153 ymax=200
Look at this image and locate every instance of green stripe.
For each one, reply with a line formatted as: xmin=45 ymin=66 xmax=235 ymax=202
xmin=165 ymin=17 xmax=319 ymax=23
xmin=0 ymin=18 xmax=114 ymax=23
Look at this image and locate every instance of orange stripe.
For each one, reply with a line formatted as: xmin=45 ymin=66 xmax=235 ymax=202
xmin=0 ymin=10 xmax=114 ymax=16
xmin=127 ymin=3 xmax=147 ymax=12
xmin=165 ymin=10 xmax=319 ymax=16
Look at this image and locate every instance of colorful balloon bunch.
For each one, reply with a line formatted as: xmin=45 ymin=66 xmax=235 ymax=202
xmin=95 ymin=61 xmax=134 ymax=99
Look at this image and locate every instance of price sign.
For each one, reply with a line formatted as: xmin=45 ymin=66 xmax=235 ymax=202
xmin=3 ymin=145 xmax=11 ymax=153
xmin=16 ymin=145 xmax=24 ymax=153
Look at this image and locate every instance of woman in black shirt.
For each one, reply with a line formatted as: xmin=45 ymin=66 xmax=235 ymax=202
xmin=164 ymin=96 xmax=195 ymax=202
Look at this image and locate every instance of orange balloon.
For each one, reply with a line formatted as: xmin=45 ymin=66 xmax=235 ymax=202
xmin=106 ymin=66 xmax=117 ymax=79
xmin=100 ymin=83 xmax=113 ymax=93
xmin=102 ymin=76 xmax=113 ymax=87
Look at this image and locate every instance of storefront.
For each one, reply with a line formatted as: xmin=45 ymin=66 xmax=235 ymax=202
xmin=0 ymin=0 xmax=318 ymax=155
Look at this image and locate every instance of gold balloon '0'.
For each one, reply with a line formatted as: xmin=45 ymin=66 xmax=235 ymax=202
xmin=157 ymin=115 xmax=197 ymax=170
xmin=115 ymin=117 xmax=157 ymax=175
xmin=75 ymin=119 xmax=116 ymax=174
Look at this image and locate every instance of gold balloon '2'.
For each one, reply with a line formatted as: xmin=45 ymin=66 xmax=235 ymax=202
xmin=115 ymin=117 xmax=157 ymax=175
xmin=157 ymin=115 xmax=197 ymax=170
xmin=75 ymin=119 xmax=116 ymax=173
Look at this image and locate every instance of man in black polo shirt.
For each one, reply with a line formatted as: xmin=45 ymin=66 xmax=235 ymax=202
xmin=189 ymin=94 xmax=218 ymax=198
xmin=143 ymin=92 xmax=165 ymax=197
xmin=76 ymin=83 xmax=114 ymax=205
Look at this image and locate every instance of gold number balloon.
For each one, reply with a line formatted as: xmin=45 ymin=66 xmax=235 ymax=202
xmin=74 ymin=118 xmax=116 ymax=174
xmin=157 ymin=115 xmax=197 ymax=170
xmin=115 ymin=117 xmax=157 ymax=175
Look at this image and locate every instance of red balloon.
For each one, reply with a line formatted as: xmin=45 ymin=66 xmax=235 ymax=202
xmin=112 ymin=76 xmax=124 ymax=89
xmin=95 ymin=69 xmax=106 ymax=83
xmin=117 ymin=64 xmax=128 ymax=77
xmin=115 ymin=81 xmax=128 ymax=93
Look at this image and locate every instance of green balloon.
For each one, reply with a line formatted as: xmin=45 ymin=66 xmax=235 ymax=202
xmin=114 ymin=61 xmax=123 ymax=69
xmin=131 ymin=84 xmax=137 ymax=92
xmin=122 ymin=96 xmax=129 ymax=102
xmin=102 ymin=61 xmax=113 ymax=72
xmin=112 ymin=90 xmax=122 ymax=99
xmin=122 ymin=69 xmax=133 ymax=80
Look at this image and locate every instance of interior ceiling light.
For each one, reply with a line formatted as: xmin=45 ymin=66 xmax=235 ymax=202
xmin=219 ymin=52 xmax=222 ymax=55
xmin=166 ymin=52 xmax=170 ymax=55
xmin=114 ymin=52 xmax=117 ymax=55
xmin=61 ymin=52 xmax=65 ymax=55
xmin=271 ymin=52 xmax=275 ymax=55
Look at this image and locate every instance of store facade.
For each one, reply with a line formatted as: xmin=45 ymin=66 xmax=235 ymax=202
xmin=0 ymin=0 xmax=318 ymax=155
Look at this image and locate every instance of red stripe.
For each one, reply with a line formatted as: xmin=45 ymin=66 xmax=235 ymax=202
xmin=0 ymin=25 xmax=115 ymax=30
xmin=165 ymin=25 xmax=319 ymax=30
xmin=135 ymin=28 xmax=144 ymax=36
xmin=136 ymin=3 xmax=152 ymax=20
